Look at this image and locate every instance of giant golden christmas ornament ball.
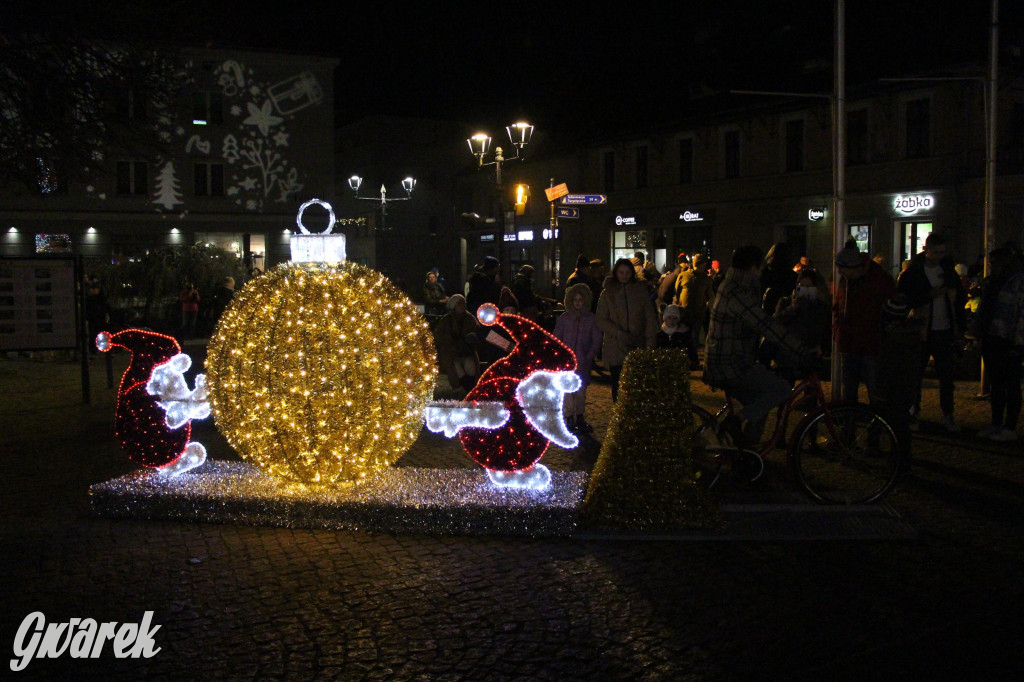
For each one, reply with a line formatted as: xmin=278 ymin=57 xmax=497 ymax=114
xmin=206 ymin=261 xmax=437 ymax=486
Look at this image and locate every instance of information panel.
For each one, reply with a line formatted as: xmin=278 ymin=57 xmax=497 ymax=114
xmin=0 ymin=257 xmax=78 ymax=351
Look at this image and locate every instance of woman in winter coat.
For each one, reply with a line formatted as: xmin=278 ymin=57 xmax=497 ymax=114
xmin=433 ymin=294 xmax=480 ymax=393
xmin=554 ymin=283 xmax=603 ymax=431
xmin=596 ymin=258 xmax=659 ymax=402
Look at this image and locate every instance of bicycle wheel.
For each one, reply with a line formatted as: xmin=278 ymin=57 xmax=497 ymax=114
xmin=792 ymin=404 xmax=901 ymax=504
xmin=690 ymin=406 xmax=723 ymax=489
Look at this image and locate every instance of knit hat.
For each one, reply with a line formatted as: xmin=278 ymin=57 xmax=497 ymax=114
xmin=662 ymin=304 xmax=683 ymax=321
xmin=483 ymin=256 xmax=499 ymax=270
xmin=835 ymin=247 xmax=862 ymax=268
xmin=880 ymin=295 xmax=909 ymax=322
xmin=446 ymin=294 xmax=466 ymax=311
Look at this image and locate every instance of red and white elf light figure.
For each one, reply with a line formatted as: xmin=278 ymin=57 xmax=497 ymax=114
xmin=425 ymin=303 xmax=580 ymax=489
xmin=96 ymin=328 xmax=210 ymax=477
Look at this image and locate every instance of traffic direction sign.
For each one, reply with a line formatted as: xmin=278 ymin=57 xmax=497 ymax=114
xmin=561 ymin=194 xmax=607 ymax=205
xmin=556 ymin=207 xmax=580 ymax=219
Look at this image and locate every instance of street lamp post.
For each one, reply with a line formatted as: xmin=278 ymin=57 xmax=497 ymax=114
xmin=347 ymin=174 xmax=415 ymax=275
xmin=467 ymin=122 xmax=534 ymax=277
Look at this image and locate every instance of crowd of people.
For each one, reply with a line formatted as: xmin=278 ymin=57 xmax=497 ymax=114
xmin=430 ymin=235 xmax=1024 ymax=444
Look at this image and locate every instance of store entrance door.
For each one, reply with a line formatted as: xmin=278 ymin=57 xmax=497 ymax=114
xmin=898 ymin=220 xmax=933 ymax=267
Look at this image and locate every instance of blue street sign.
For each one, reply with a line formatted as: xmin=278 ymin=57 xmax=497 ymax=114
xmin=561 ymin=194 xmax=607 ymax=205
xmin=556 ymin=207 xmax=580 ymax=219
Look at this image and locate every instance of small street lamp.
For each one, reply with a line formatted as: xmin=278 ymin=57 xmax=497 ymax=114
xmin=347 ymin=175 xmax=416 ymax=232
xmin=347 ymin=175 xmax=415 ymax=276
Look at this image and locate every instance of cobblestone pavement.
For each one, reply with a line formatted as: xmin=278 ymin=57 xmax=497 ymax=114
xmin=1 ymin=351 xmax=1022 ymax=680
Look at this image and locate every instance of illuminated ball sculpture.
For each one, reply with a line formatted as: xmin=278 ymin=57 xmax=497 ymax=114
xmin=205 ymin=261 xmax=437 ymax=486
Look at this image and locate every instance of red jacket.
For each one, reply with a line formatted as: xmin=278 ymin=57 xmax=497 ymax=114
xmin=833 ymin=254 xmax=896 ymax=355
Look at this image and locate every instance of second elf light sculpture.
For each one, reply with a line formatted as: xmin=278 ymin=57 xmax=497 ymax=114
xmin=425 ymin=303 xmax=580 ymax=489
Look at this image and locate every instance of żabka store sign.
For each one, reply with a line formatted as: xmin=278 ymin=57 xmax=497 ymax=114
xmin=892 ymin=194 xmax=934 ymax=216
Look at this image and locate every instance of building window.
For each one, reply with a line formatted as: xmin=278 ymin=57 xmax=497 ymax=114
xmin=635 ymin=145 xmax=648 ymax=189
xmin=116 ymin=161 xmax=148 ymax=195
xmin=905 ymin=97 xmax=930 ymax=159
xmin=724 ymin=130 xmax=740 ymax=179
xmin=194 ymin=163 xmax=224 ymax=196
xmin=678 ymin=138 xmax=693 ymax=184
xmin=784 ymin=119 xmax=804 ymax=172
xmin=603 ymin=150 xmax=615 ymax=192
xmin=192 ymin=91 xmax=224 ymax=125
xmin=847 ymin=109 xmax=869 ymax=165
xmin=115 ymin=87 xmax=148 ymax=122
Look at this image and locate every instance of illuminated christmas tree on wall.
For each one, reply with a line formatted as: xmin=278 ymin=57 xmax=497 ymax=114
xmin=153 ymin=161 xmax=184 ymax=210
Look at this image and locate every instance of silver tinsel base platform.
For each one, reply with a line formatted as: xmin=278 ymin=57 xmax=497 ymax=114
xmin=89 ymin=461 xmax=589 ymax=537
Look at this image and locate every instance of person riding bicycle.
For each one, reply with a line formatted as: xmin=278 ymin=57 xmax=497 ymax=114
xmin=704 ymin=245 xmax=819 ymax=446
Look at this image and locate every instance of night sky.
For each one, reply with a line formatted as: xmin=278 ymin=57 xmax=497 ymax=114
xmin=5 ymin=0 xmax=1021 ymax=137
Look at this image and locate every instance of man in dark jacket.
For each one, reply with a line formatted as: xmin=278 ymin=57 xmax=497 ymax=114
xmin=833 ymin=245 xmax=897 ymax=404
xmin=897 ymin=232 xmax=967 ymax=432
xmin=511 ymin=265 xmax=542 ymax=320
xmin=466 ymin=256 xmax=502 ymax=314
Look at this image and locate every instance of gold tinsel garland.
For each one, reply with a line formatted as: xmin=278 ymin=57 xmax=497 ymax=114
xmin=579 ymin=349 xmax=722 ymax=530
xmin=205 ymin=261 xmax=437 ymax=487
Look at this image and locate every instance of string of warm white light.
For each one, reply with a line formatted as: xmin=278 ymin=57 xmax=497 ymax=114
xmin=206 ymin=261 xmax=437 ymax=487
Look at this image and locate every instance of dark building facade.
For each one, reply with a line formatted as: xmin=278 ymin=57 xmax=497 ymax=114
xmin=573 ymin=66 xmax=1024 ymax=280
xmin=2 ymin=47 xmax=338 ymax=271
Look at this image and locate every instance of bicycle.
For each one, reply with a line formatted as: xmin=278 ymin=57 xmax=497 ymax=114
xmin=690 ymin=372 xmax=903 ymax=504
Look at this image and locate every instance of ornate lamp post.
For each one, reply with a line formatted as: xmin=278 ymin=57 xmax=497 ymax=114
xmin=467 ymin=122 xmax=534 ymax=269
xmin=346 ymin=175 xmax=415 ymax=275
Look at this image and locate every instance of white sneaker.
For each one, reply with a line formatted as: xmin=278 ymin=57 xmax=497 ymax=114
xmin=942 ymin=416 xmax=961 ymax=433
xmin=978 ymin=425 xmax=1001 ymax=438
xmin=988 ymin=427 xmax=1019 ymax=442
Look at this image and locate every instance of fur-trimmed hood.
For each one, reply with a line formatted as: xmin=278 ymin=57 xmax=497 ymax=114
xmin=563 ymin=283 xmax=593 ymax=312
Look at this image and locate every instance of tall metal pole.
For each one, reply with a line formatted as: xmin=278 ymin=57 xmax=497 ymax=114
xmin=984 ymin=0 xmax=999 ymax=275
xmin=831 ymin=0 xmax=846 ymax=401
xmin=979 ymin=0 xmax=999 ymax=393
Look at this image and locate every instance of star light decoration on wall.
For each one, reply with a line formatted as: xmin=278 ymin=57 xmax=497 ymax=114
xmin=96 ymin=329 xmax=210 ymax=477
xmin=424 ymin=303 xmax=581 ymax=490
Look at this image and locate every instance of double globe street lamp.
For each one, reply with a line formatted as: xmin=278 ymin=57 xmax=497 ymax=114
xmin=347 ymin=174 xmax=416 ymax=276
xmin=347 ymin=175 xmax=416 ymax=233
xmin=466 ymin=122 xmax=534 ymax=275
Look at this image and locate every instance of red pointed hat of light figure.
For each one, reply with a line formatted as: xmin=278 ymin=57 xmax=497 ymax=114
xmin=97 ymin=328 xmax=191 ymax=469
xmin=459 ymin=306 xmax=577 ymax=472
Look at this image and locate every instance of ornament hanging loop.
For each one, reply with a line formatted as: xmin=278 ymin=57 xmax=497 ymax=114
xmin=296 ymin=198 xmax=337 ymax=235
